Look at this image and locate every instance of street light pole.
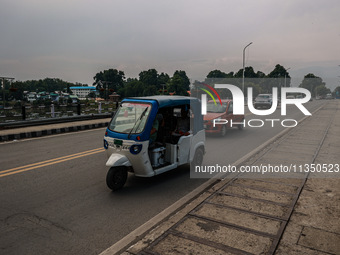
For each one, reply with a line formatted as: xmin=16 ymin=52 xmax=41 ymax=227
xmin=242 ymin=42 xmax=253 ymax=94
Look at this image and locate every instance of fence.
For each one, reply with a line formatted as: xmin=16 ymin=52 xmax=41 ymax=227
xmin=0 ymin=101 xmax=117 ymax=123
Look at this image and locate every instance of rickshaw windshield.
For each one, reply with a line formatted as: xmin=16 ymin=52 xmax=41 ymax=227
xmin=207 ymin=102 xmax=228 ymax=113
xmin=109 ymin=102 xmax=152 ymax=134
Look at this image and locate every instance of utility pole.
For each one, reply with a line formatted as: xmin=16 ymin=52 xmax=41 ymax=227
xmin=159 ymin=84 xmax=167 ymax=95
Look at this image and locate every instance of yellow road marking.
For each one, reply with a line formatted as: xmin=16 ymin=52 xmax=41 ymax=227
xmin=0 ymin=147 xmax=105 ymax=178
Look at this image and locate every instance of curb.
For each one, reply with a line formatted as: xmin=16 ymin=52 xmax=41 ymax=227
xmin=0 ymin=122 xmax=109 ymax=142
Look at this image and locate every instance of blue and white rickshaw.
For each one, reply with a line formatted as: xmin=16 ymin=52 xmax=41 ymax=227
xmin=103 ymin=95 xmax=205 ymax=191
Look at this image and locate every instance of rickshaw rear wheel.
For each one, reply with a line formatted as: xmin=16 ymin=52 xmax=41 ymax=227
xmin=106 ymin=166 xmax=128 ymax=191
xmin=220 ymin=125 xmax=227 ymax=137
xmin=192 ymin=147 xmax=204 ymax=167
xmin=238 ymin=119 xmax=244 ymax=130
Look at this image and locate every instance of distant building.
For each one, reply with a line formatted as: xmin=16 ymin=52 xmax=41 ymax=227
xmin=68 ymin=95 xmax=79 ymax=103
xmin=26 ymin=92 xmax=37 ymax=102
xmin=50 ymin=93 xmax=59 ymax=102
xmin=70 ymin=86 xmax=97 ymax=100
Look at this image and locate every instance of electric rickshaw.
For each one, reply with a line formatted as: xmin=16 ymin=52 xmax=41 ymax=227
xmin=103 ymin=95 xmax=205 ymax=191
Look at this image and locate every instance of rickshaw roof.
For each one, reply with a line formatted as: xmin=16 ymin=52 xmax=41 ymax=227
xmin=123 ymin=95 xmax=200 ymax=108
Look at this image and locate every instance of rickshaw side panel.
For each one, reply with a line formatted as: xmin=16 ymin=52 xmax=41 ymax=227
xmin=189 ymin=129 xmax=206 ymax=163
xmin=177 ymin=135 xmax=192 ymax=165
xmin=104 ymin=138 xmax=155 ymax=177
xmin=106 ymin=154 xmax=132 ymax=167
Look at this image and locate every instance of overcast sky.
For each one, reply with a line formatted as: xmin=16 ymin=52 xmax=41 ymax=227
xmin=1 ymin=0 xmax=340 ymax=89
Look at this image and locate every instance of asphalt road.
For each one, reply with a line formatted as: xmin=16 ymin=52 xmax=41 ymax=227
xmin=0 ymin=100 xmax=326 ymax=255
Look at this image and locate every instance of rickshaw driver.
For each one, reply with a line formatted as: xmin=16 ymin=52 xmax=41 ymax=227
xmin=150 ymin=117 xmax=159 ymax=143
xmin=149 ymin=113 xmax=164 ymax=147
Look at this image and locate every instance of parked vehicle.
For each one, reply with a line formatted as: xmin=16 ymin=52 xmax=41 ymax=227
xmin=254 ymin=94 xmax=272 ymax=109
xmin=103 ymin=96 xmax=205 ymax=191
xmin=326 ymin=93 xmax=333 ymax=99
xmin=203 ymin=100 xmax=245 ymax=136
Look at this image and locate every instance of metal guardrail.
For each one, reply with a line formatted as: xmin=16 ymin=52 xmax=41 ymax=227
xmin=0 ymin=101 xmax=118 ymax=122
xmin=0 ymin=113 xmax=113 ymax=130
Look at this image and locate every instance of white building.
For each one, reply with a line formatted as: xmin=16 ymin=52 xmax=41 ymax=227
xmin=69 ymin=86 xmax=96 ymax=100
xmin=26 ymin=92 xmax=37 ymax=102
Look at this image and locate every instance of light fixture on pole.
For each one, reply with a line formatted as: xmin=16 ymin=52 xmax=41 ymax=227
xmin=242 ymin=42 xmax=253 ymax=94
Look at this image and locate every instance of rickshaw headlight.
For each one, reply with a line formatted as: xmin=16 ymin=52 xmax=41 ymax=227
xmin=104 ymin=139 xmax=108 ymax=149
xmin=130 ymin=144 xmax=142 ymax=154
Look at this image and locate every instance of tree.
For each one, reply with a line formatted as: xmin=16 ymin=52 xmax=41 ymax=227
xmin=256 ymin=71 xmax=266 ymax=78
xmin=8 ymin=78 xmax=77 ymax=101
xmin=262 ymin=64 xmax=291 ymax=94
xmin=137 ymin=69 xmax=171 ymax=95
xmin=334 ymin=86 xmax=340 ymax=98
xmin=234 ymin=66 xmax=258 ymax=78
xmin=299 ymin=73 xmax=327 ymax=97
xmin=88 ymin=91 xmax=96 ymax=99
xmin=119 ymin=78 xmax=144 ymax=97
xmin=167 ymin=70 xmax=190 ymax=96
xmin=93 ymin=69 xmax=125 ymax=97
xmin=315 ymin=85 xmax=331 ymax=97
xmin=158 ymin=72 xmax=170 ymax=87
xmin=139 ymin=69 xmax=158 ymax=87
xmin=267 ymin=64 xmax=290 ymax=79
xmin=207 ymin=70 xmax=228 ymax=78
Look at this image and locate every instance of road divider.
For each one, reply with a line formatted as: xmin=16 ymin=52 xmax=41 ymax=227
xmin=0 ymin=147 xmax=104 ymax=178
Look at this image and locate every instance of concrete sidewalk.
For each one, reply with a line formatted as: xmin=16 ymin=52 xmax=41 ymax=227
xmin=0 ymin=118 xmax=111 ymax=142
xmin=102 ymin=100 xmax=340 ymax=255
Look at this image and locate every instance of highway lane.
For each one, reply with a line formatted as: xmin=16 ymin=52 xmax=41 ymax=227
xmin=0 ymin=128 xmax=208 ymax=255
xmin=0 ymin=100 xmax=326 ymax=255
xmin=203 ymin=100 xmax=326 ymax=168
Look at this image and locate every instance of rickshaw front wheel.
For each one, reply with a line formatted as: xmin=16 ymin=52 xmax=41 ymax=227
xmin=106 ymin=166 xmax=128 ymax=191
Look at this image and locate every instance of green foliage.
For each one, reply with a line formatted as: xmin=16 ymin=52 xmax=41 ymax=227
xmin=138 ymin=69 xmax=170 ymax=93
xmin=115 ymin=69 xmax=188 ymax=97
xmin=208 ymin=65 xmax=291 ymax=80
xmin=167 ymin=70 xmax=190 ymax=96
xmin=256 ymin=71 xmax=266 ymax=78
xmin=0 ymin=78 xmax=72 ymax=103
xmin=299 ymin=73 xmax=326 ymax=97
xmin=334 ymin=86 xmax=340 ymax=97
xmin=88 ymin=91 xmax=96 ymax=98
xmin=158 ymin=72 xmax=170 ymax=86
xmin=315 ymin=85 xmax=331 ymax=97
xmin=93 ymin=69 xmax=125 ymax=99
xmin=139 ymin=69 xmax=158 ymax=87
xmin=267 ymin=64 xmax=290 ymax=78
xmin=207 ymin=70 xmax=233 ymax=78
xmin=234 ymin=66 xmax=258 ymax=78
xmin=119 ymin=79 xmax=144 ymax=97
xmin=4 ymin=64 xmax=332 ymax=105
